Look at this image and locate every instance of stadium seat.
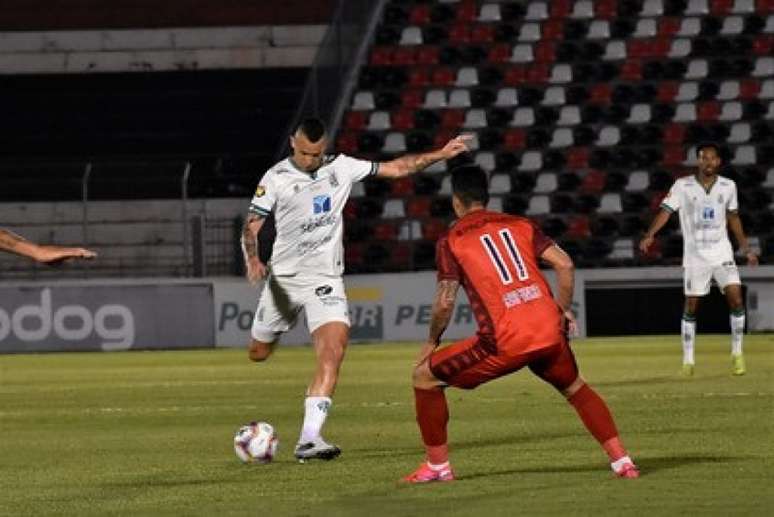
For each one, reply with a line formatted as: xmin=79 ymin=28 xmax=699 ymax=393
xmin=489 ymin=172 xmax=511 ymax=193
xmin=511 ymin=107 xmax=536 ymax=127
xmin=488 ymin=195 xmax=504 ymax=212
xmin=557 ymin=106 xmax=582 ymax=126
xmin=449 ymin=89 xmax=472 ymax=108
xmin=598 ymin=193 xmax=623 ymax=213
xmin=526 ymin=194 xmax=551 ymax=215
xmin=479 ymin=3 xmax=502 ymax=22
xmin=588 ymin=20 xmax=611 ymax=39
xmin=534 ymin=173 xmax=558 ymax=193
xmin=549 ymin=128 xmax=574 ymax=148
xmin=566 ymin=215 xmax=591 ymax=238
xmin=519 ymin=151 xmax=543 ymax=171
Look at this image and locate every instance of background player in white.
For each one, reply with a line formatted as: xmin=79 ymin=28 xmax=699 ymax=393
xmin=0 ymin=228 xmax=96 ymax=263
xmin=639 ymin=143 xmax=758 ymax=376
xmin=241 ymin=117 xmax=471 ymax=460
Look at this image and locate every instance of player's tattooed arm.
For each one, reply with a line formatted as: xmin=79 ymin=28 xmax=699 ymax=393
xmin=241 ymin=213 xmax=268 ymax=283
xmin=376 ymin=135 xmax=473 ymax=179
xmin=427 ymin=279 xmax=460 ymax=346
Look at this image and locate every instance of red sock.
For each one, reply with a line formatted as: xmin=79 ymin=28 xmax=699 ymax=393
xmin=414 ymin=387 xmax=449 ymax=464
xmin=568 ymin=384 xmax=625 ymax=461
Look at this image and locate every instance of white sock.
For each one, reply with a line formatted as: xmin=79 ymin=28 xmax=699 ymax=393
xmin=428 ymin=461 xmax=450 ymax=471
xmin=611 ymin=455 xmax=634 ymax=473
xmin=730 ymin=312 xmax=745 ymax=357
xmin=681 ymin=317 xmax=696 ymax=365
xmin=299 ymin=396 xmax=332 ymax=444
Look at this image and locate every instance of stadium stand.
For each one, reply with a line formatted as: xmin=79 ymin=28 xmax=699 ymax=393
xmin=338 ymin=0 xmax=774 ymax=272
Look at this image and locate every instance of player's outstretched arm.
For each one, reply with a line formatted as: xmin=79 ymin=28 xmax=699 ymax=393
xmin=639 ymin=208 xmax=672 ymax=253
xmin=0 ymin=229 xmax=96 ymax=264
xmin=376 ymin=135 xmax=473 ymax=179
xmin=541 ymin=244 xmax=578 ymax=336
xmin=727 ymin=212 xmax=759 ymax=266
xmin=416 ymin=279 xmax=460 ymax=365
xmin=241 ymin=214 xmax=269 ymax=284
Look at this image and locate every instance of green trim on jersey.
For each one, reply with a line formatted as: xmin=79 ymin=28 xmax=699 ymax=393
xmin=660 ymin=203 xmax=675 ymax=213
xmin=248 ymin=204 xmax=271 ymax=216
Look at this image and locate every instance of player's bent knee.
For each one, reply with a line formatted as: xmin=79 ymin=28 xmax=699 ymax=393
xmin=561 ymin=376 xmax=586 ymax=398
xmin=412 ymin=362 xmax=441 ymax=390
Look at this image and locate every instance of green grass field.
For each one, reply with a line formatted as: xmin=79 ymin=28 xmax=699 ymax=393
xmin=1 ymin=335 xmax=772 ymax=516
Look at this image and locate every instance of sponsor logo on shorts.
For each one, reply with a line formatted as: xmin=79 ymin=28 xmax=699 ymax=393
xmin=315 ymin=285 xmax=333 ymax=297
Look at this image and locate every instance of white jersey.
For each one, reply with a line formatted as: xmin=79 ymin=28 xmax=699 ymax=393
xmin=248 ymin=154 xmax=378 ymax=276
xmin=660 ymin=174 xmax=738 ymax=267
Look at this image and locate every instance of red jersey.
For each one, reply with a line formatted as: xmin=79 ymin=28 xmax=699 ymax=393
xmin=436 ymin=209 xmax=562 ymax=354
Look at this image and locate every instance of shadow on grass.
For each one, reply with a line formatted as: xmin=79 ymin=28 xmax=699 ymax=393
xmin=350 ymin=429 xmax=579 ymax=459
xmin=591 ymin=376 xmax=674 ymax=388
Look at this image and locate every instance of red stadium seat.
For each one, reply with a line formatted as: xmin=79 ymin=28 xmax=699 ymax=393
xmin=345 ymin=243 xmax=364 ymax=269
xmin=433 ymin=129 xmax=457 ymax=148
xmin=627 ymin=40 xmax=649 ymax=59
xmin=487 ymin=43 xmax=512 ymax=63
xmin=567 ymin=215 xmax=591 ymax=238
xmin=343 ymin=111 xmax=367 ymax=131
xmin=697 ymin=101 xmax=721 ymax=121
xmin=401 ymin=89 xmax=424 ymax=108
xmin=759 ymin=0 xmax=774 ymax=13
xmin=344 ymin=199 xmax=359 ymax=221
xmin=431 ymin=67 xmax=455 ymax=86
xmin=390 ymin=177 xmax=414 ymax=197
xmin=753 ymin=35 xmax=774 ymax=55
xmin=336 ymin=132 xmax=358 ymax=154
xmin=580 ymin=170 xmax=606 ymax=193
xmin=590 ymin=83 xmax=613 ymax=104
xmin=422 ymin=219 xmax=448 ymax=240
xmin=534 ymin=41 xmax=556 ymax=63
xmin=740 ymin=79 xmax=761 ymax=99
xmin=551 ymin=0 xmax=572 ymax=18
xmin=393 ymin=47 xmax=417 ymax=66
xmin=662 ymin=146 xmax=685 ymax=166
xmin=370 ymin=47 xmax=393 ymax=66
xmin=657 ymin=81 xmax=679 ymax=102
xmin=595 ymin=0 xmax=618 ymax=19
xmin=471 ymin=24 xmax=495 ymax=43
xmin=449 ymin=23 xmax=471 ymax=43
xmin=408 ymin=67 xmax=430 ymax=87
xmin=456 ymin=0 xmax=477 ymax=22
xmin=658 ymin=17 xmax=681 ymax=36
xmin=542 ymin=19 xmax=564 ymax=40
xmin=389 ymin=242 xmax=413 ymax=269
xmin=391 ymin=109 xmax=414 ymax=131
xmin=711 ymin=0 xmax=734 ymax=15
xmin=663 ymin=123 xmax=687 ymax=144
xmin=503 ymin=66 xmax=527 ymax=86
xmin=409 ymin=5 xmax=431 ymax=25
xmin=441 ymin=109 xmax=465 ymax=129
xmin=503 ymin=128 xmax=527 ymax=150
xmin=567 ymin=147 xmax=590 ymax=168
xmin=620 ymin=60 xmax=643 ymax=81
xmin=416 ymin=46 xmax=440 ymax=65
xmin=406 ymin=197 xmax=432 ymax=218
xmin=374 ymin=222 xmax=398 ymax=241
xmin=527 ymin=64 xmax=550 ymax=84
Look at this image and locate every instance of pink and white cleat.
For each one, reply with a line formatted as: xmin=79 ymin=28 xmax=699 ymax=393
xmin=402 ymin=462 xmax=455 ymax=484
xmin=613 ymin=460 xmax=640 ymax=479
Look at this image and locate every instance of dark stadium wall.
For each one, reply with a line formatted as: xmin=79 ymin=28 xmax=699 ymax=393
xmin=0 ymin=0 xmax=337 ymax=30
xmin=586 ymin=286 xmax=748 ymax=336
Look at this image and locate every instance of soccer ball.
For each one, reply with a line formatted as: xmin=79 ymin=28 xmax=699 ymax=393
xmin=234 ymin=421 xmax=279 ymax=463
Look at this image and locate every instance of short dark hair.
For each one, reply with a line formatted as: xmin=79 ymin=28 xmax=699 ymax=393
xmin=696 ymin=142 xmax=722 ymax=159
xmin=451 ymin=165 xmax=490 ymax=207
xmin=296 ymin=117 xmax=327 ymax=143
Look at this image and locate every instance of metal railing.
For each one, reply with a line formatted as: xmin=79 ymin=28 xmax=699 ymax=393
xmin=275 ymin=0 xmax=387 ymax=159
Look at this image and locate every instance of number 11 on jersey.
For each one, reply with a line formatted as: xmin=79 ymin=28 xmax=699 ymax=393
xmin=479 ymin=229 xmax=529 ymax=285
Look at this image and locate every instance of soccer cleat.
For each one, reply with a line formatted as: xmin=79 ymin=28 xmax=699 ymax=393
xmin=612 ymin=461 xmax=640 ymax=479
xmin=731 ymin=354 xmax=746 ymax=376
xmin=401 ymin=462 xmax=455 ymax=484
xmin=681 ymin=363 xmax=695 ymax=377
xmin=294 ymin=438 xmax=341 ymax=461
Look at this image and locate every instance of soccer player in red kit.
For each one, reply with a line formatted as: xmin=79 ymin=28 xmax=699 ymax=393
xmin=403 ymin=165 xmax=639 ymax=483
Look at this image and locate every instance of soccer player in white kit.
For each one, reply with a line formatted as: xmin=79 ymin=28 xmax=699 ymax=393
xmin=639 ymin=143 xmax=758 ymax=376
xmin=241 ymin=117 xmax=471 ymax=460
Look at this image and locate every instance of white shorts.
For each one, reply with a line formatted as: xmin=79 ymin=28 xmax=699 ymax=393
xmin=683 ymin=263 xmax=741 ymax=296
xmin=251 ymin=274 xmax=350 ymax=342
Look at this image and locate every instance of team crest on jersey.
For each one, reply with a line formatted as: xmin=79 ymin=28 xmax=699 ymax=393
xmin=254 ymin=186 xmax=266 ymax=197
xmin=313 ymin=195 xmax=332 ymax=214
xmin=328 ymin=173 xmax=339 ymax=187
xmin=315 ymin=285 xmax=333 ymax=297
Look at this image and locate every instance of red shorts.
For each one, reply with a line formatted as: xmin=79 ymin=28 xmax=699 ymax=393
xmin=428 ymin=336 xmax=578 ymax=391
